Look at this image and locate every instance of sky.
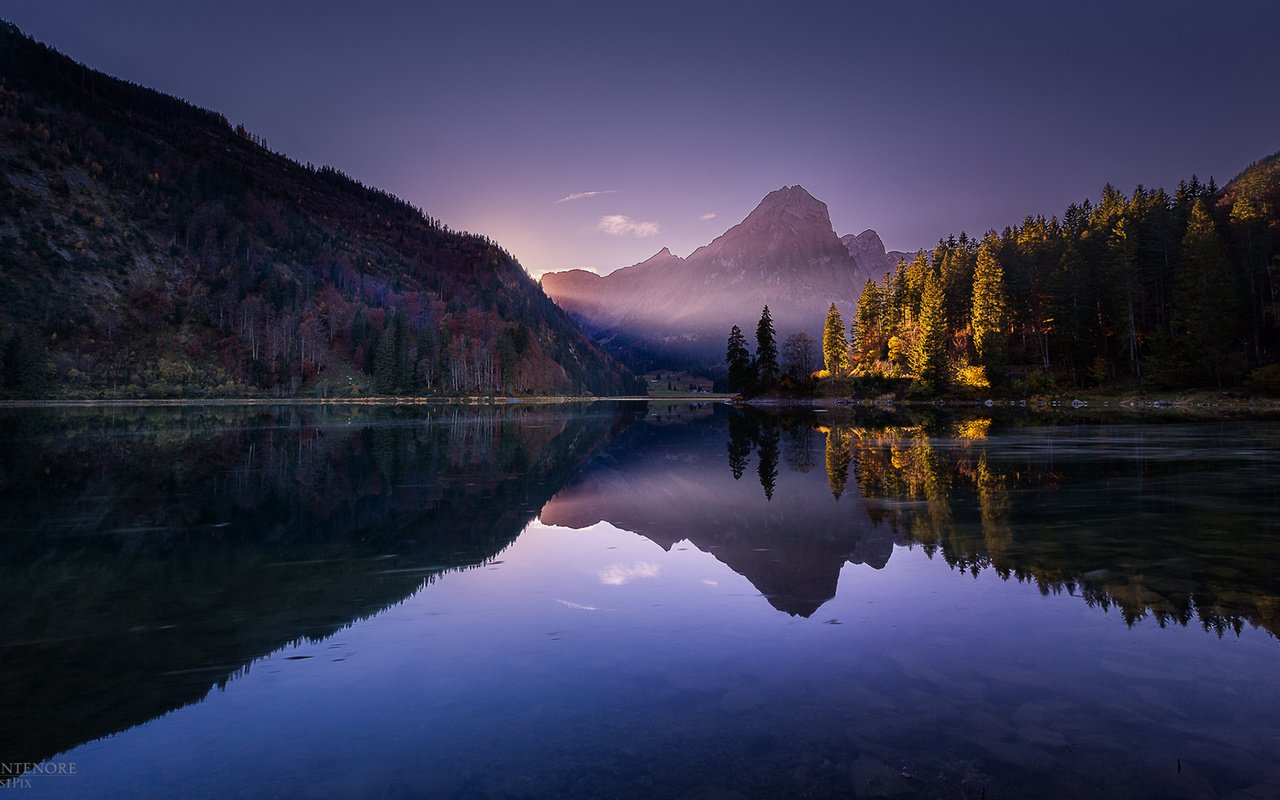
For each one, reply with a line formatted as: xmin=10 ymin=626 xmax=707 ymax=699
xmin=6 ymin=0 xmax=1280 ymax=276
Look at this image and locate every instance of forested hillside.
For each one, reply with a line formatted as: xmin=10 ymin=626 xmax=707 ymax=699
xmin=0 ymin=22 xmax=639 ymax=397
xmin=830 ymin=161 xmax=1280 ymax=394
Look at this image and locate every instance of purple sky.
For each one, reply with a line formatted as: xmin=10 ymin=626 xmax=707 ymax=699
xmin=7 ymin=1 xmax=1279 ymax=276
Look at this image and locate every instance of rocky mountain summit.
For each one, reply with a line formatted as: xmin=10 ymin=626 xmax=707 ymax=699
xmin=841 ymin=229 xmax=914 ymax=278
xmin=541 ymin=186 xmax=915 ymax=367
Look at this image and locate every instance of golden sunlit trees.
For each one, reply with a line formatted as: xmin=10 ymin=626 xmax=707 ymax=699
xmin=852 ymin=280 xmax=886 ymax=364
xmin=910 ymin=272 xmax=948 ymax=392
xmin=822 ymin=304 xmax=850 ymax=378
xmin=971 ymin=237 xmax=1009 ymax=378
xmin=810 ymin=159 xmax=1280 ymax=394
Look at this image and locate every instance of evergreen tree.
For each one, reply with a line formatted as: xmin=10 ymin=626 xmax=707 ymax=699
xmin=971 ymin=238 xmax=1009 ymax=376
xmin=939 ymin=234 xmax=977 ymax=330
xmin=754 ymin=306 xmax=779 ymax=389
xmin=1229 ymin=195 xmax=1271 ymax=361
xmin=822 ymin=304 xmax=849 ymax=377
xmin=853 ymin=280 xmax=884 ymax=362
xmin=1168 ymin=199 xmax=1242 ymax=385
xmin=372 ymin=318 xmax=400 ymax=394
xmin=886 ymin=260 xmax=917 ymax=332
xmin=393 ymin=311 xmax=413 ymax=391
xmin=910 ymin=272 xmax=948 ymax=391
xmin=725 ymin=325 xmax=753 ymax=392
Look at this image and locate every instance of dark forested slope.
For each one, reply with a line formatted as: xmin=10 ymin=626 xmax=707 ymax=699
xmin=0 ymin=21 xmax=639 ymax=397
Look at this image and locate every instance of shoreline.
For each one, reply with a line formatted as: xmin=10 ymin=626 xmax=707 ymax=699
xmin=1 ymin=391 xmax=1276 ymax=414
xmin=743 ymin=392 xmax=1280 ymax=415
xmin=0 ymin=395 xmax=716 ymax=409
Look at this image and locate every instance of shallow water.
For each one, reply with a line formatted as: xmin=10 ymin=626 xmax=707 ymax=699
xmin=2 ymin=403 xmax=1278 ymax=798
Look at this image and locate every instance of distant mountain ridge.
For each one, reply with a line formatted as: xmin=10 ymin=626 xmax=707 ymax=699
xmin=541 ymin=186 xmax=915 ymax=368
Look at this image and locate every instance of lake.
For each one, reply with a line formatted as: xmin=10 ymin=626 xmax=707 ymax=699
xmin=2 ymin=402 xmax=1278 ymax=799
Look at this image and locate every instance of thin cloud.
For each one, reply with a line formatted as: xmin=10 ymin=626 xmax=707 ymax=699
xmin=556 ymin=190 xmax=618 ymax=204
xmin=700 ymin=212 xmax=717 ymax=220
xmin=598 ymin=215 xmax=660 ymax=237
xmin=556 ymin=599 xmax=600 ymax=611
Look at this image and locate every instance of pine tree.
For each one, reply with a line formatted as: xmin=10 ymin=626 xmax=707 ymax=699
xmin=754 ymin=306 xmax=779 ymax=389
xmin=372 ymin=318 xmax=400 ymax=395
xmin=725 ymin=324 xmax=753 ymax=392
xmin=971 ymin=238 xmax=1009 ymax=376
xmin=853 ymin=280 xmax=884 ymax=361
xmin=822 ymin=304 xmax=849 ymax=377
xmin=910 ymin=272 xmax=948 ymax=391
xmin=393 ymin=311 xmax=413 ymax=391
xmin=1169 ymin=199 xmax=1241 ymax=385
xmin=939 ymin=234 xmax=977 ymax=330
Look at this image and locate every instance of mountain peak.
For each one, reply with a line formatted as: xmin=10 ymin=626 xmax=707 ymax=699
xmin=613 ymin=246 xmax=682 ymax=275
xmin=542 ymin=185 xmax=910 ymax=366
xmin=748 ymin=185 xmax=829 ymax=224
xmin=844 ymin=229 xmax=884 ymax=247
xmin=765 ymin=184 xmax=818 ymax=203
xmin=841 ymin=229 xmax=902 ymax=276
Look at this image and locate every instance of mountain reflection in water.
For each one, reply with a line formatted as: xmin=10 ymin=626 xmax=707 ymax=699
xmin=541 ymin=407 xmax=899 ymax=616
xmin=546 ymin=405 xmax=1280 ymax=638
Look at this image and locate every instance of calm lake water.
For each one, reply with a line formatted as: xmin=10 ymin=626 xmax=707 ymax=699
xmin=2 ymin=403 xmax=1278 ymax=799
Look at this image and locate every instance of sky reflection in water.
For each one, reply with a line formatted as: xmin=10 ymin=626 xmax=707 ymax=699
xmin=6 ymin=404 xmax=1280 ymax=799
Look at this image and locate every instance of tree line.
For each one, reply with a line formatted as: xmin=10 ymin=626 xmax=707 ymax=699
xmin=725 ymin=306 xmax=819 ymax=394
xmin=729 ymin=163 xmax=1280 ymax=396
